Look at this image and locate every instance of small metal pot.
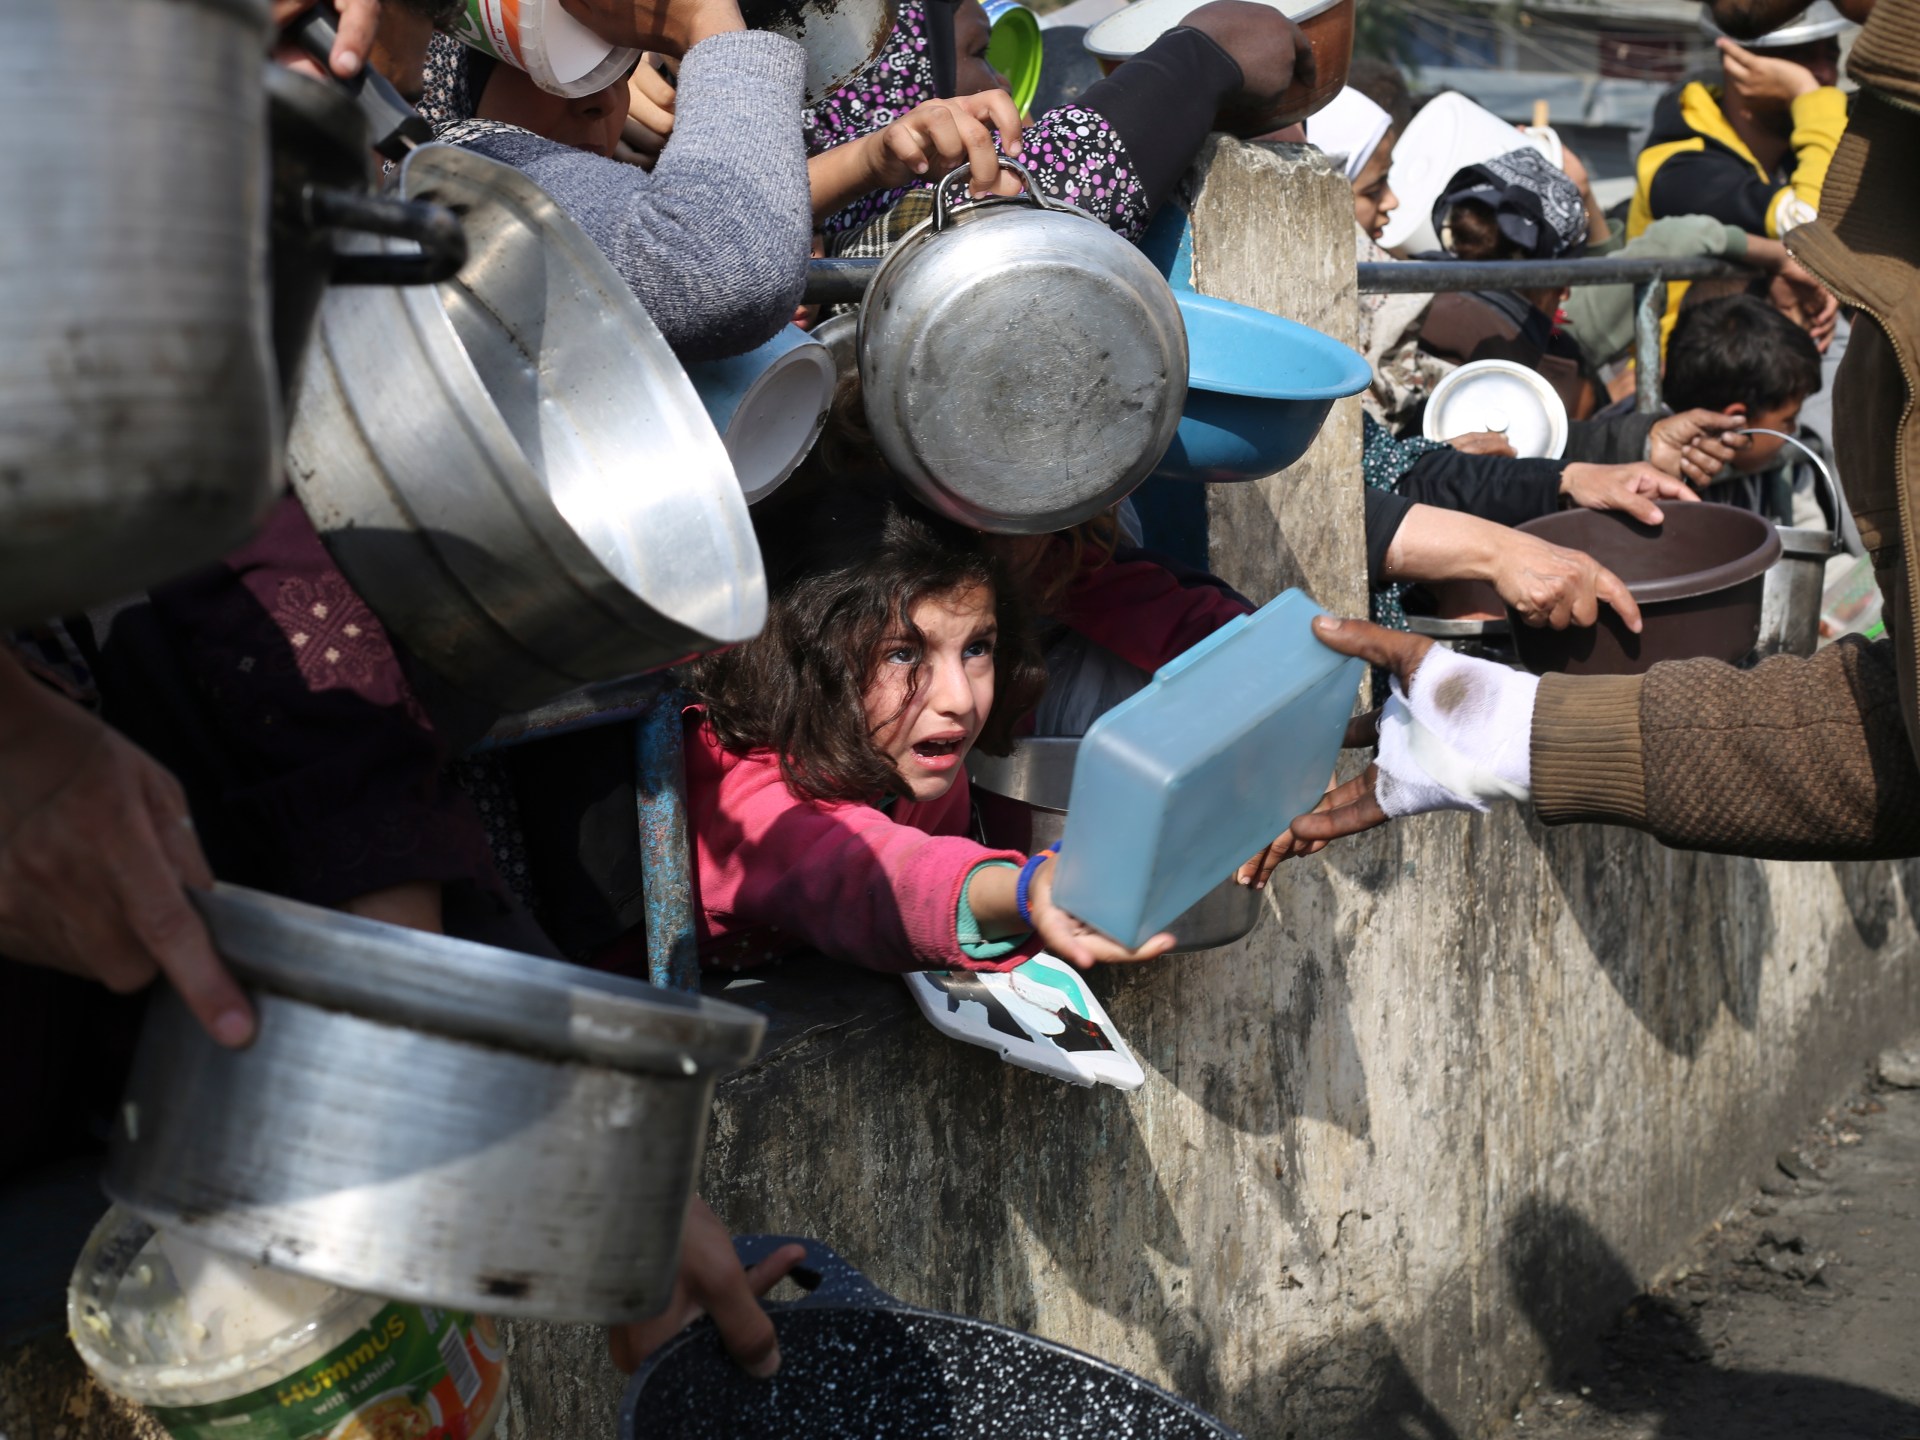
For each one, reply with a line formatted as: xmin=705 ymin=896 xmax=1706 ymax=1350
xmin=288 ymin=145 xmax=766 ymax=713
xmin=1755 ymin=432 xmax=1846 ymax=660
xmin=0 ymin=0 xmax=282 ymax=626
xmin=969 ymin=738 xmax=1261 ymax=954
xmin=859 ymin=161 xmax=1188 ymax=535
xmin=104 ymin=884 xmax=766 ymax=1324
xmin=737 ymin=0 xmax=900 ymax=105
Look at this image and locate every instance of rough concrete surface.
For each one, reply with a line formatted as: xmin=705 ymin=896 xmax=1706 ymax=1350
xmin=1515 ymin=1068 xmax=1920 ymax=1439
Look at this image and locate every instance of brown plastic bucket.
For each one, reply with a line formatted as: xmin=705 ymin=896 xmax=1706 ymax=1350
xmin=1507 ymin=504 xmax=1783 ymax=677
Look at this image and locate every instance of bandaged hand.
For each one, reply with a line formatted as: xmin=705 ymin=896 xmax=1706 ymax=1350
xmin=1373 ymin=642 xmax=1538 ymax=817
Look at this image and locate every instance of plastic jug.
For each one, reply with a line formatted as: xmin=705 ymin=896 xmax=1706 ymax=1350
xmin=1049 ymin=590 xmax=1363 ymax=947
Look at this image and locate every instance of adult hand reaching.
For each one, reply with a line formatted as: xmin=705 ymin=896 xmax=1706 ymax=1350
xmin=1490 ymin=529 xmax=1642 ymax=632
xmin=608 ymin=1195 xmax=806 ymax=1378
xmin=1558 ymin=461 xmax=1700 ymax=524
xmin=1647 ymin=409 xmax=1750 ymax=484
xmin=0 ymin=650 xmax=252 ymax=1047
xmin=1181 ymin=0 xmax=1314 ymax=131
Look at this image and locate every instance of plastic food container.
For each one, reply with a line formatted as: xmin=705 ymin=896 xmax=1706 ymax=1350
xmin=982 ymin=0 xmax=1043 ymax=114
xmin=449 ymin=0 xmax=639 ymax=99
xmin=1048 ymin=590 xmax=1363 ymax=946
xmin=70 ymin=1207 xmax=507 ymax=1440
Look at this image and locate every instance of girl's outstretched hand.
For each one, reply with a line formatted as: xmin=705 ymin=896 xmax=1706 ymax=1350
xmin=1023 ymin=854 xmax=1176 ymax=968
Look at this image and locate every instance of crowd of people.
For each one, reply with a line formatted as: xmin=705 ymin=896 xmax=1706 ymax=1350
xmin=4 ymin=0 xmax=1917 ymax=1395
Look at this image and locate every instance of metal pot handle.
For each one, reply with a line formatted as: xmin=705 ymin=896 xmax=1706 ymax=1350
xmin=305 ymin=185 xmax=468 ymax=287
xmin=730 ymin=1234 xmax=898 ymax=1310
xmin=1738 ymin=427 xmax=1843 ymax=551
xmin=932 ymin=156 xmax=1052 ymax=232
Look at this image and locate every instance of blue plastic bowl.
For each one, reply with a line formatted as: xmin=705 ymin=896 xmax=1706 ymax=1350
xmin=1154 ymin=291 xmax=1372 ymax=484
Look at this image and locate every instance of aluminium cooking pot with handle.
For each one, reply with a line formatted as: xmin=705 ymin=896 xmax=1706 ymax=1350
xmin=621 ymin=1236 xmax=1244 ymax=1438
xmin=859 ymin=159 xmax=1189 ymax=535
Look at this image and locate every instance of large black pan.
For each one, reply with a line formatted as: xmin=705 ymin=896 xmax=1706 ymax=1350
xmin=621 ymin=1237 xmax=1244 ymax=1439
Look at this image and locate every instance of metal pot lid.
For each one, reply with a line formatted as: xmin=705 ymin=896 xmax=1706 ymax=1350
xmin=1423 ymin=359 xmax=1568 ymax=459
xmin=193 ymin=883 xmax=765 ymax=1075
xmin=858 ymin=162 xmax=1188 ymax=534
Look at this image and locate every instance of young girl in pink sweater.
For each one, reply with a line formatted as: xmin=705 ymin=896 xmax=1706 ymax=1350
xmin=682 ymin=485 xmax=1176 ymax=974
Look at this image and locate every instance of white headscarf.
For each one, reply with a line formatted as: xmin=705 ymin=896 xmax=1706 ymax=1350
xmin=1305 ymin=87 xmax=1394 ymax=182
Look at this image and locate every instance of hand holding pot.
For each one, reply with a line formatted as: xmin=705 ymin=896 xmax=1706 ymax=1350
xmin=1182 ymin=0 xmax=1315 ymax=136
xmin=867 ymin=94 xmax=1026 ymax=194
xmin=1491 ymin=528 xmax=1641 ymax=632
xmin=556 ymin=0 xmax=744 ymax=55
xmin=1648 ymin=409 xmax=1750 ymax=485
xmin=608 ymin=1196 xmax=805 ymax=1378
xmin=0 ymin=650 xmax=251 ymax=1048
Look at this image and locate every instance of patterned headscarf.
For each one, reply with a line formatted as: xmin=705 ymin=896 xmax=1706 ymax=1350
xmin=1434 ymin=146 xmax=1588 ymax=260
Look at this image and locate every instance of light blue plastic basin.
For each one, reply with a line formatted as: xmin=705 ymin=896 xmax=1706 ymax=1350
xmin=1153 ymin=292 xmax=1371 ymax=484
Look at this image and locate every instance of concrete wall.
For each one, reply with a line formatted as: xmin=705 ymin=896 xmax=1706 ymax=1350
xmin=12 ymin=140 xmax=1920 ymax=1440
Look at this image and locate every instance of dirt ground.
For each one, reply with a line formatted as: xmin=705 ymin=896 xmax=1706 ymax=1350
xmin=1510 ymin=1050 xmax=1920 ymax=1440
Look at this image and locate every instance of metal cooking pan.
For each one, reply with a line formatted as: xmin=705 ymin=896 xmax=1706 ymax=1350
xmin=859 ymin=160 xmax=1188 ymax=535
xmin=288 ymin=145 xmax=766 ymax=713
xmin=622 ymin=1237 xmax=1243 ymax=1439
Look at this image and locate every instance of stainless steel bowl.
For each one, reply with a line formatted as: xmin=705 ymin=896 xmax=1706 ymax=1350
xmin=104 ymin=884 xmax=766 ymax=1324
xmin=969 ymin=738 xmax=1262 ymax=954
xmin=859 ymin=161 xmax=1188 ymax=535
xmin=0 ymin=0 xmax=280 ymax=626
xmin=287 ymin=145 xmax=766 ymax=713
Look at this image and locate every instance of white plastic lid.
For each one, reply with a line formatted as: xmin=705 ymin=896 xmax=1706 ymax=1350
xmin=1422 ymin=359 xmax=1569 ymax=459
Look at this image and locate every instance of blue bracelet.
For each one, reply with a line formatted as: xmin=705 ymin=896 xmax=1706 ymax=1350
xmin=1014 ymin=843 xmax=1060 ymax=928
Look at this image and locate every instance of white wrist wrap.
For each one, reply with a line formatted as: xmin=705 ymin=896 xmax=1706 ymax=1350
xmin=1374 ymin=644 xmax=1539 ymax=818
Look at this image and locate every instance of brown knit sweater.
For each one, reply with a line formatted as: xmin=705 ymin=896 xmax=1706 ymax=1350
xmin=1533 ymin=638 xmax=1920 ymax=859
xmin=1532 ymin=0 xmax=1920 ymax=859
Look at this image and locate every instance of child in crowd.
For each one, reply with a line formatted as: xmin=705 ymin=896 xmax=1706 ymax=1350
xmin=804 ymin=0 xmax=1311 ymax=244
xmin=1306 ymin=83 xmax=1456 ymax=433
xmin=1661 ymin=293 xmax=1824 ymax=514
xmin=417 ymin=13 xmax=812 ymax=360
xmin=681 ymin=484 xmax=1176 ymax=972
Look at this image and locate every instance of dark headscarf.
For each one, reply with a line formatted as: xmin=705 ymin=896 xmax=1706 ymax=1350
xmin=1434 ymin=146 xmax=1588 ymax=261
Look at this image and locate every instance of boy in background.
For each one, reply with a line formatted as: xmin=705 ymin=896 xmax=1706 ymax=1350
xmin=1663 ymin=293 xmax=1824 ymax=516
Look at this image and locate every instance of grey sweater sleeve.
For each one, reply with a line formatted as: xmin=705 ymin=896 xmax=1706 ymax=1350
xmin=454 ymin=32 xmax=811 ymax=361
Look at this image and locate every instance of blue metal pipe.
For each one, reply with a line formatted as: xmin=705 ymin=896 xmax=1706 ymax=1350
xmin=635 ymin=693 xmax=700 ymax=993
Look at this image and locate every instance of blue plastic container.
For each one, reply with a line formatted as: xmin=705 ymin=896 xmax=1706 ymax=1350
xmin=1049 ymin=590 xmax=1363 ymax=948
xmin=1154 ymin=292 xmax=1372 ymax=483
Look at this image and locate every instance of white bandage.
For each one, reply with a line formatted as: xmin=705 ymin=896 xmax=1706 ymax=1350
xmin=1374 ymin=644 xmax=1539 ymax=817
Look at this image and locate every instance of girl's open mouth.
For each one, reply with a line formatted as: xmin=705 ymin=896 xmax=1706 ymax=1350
xmin=910 ymin=735 xmax=966 ymax=769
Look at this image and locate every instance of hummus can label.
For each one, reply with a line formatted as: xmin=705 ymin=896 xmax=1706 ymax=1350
xmin=146 ymin=1305 xmax=506 ymax=1440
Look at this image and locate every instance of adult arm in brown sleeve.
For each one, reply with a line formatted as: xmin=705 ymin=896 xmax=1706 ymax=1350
xmin=1532 ymin=635 xmax=1920 ymax=859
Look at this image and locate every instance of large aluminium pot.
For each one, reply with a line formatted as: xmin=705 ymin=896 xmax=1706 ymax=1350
xmin=104 ymin=884 xmax=766 ymax=1324
xmin=0 ymin=0 xmax=281 ymax=627
xmin=622 ymin=1237 xmax=1243 ymax=1438
xmin=968 ymin=737 xmax=1262 ymax=954
xmin=860 ymin=160 xmax=1188 ymax=535
xmin=266 ymin=66 xmax=467 ymax=409
xmin=1509 ymin=504 xmax=1783 ymax=677
xmin=287 ymin=145 xmax=766 ymax=713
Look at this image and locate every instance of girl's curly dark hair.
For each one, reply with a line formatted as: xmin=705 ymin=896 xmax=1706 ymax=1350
xmin=685 ymin=481 xmax=1047 ymax=804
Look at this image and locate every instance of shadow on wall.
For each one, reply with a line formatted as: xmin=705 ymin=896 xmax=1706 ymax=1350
xmin=1531 ymin=823 xmax=1770 ymax=1059
xmin=1248 ymin=1320 xmax=1465 ymax=1440
xmin=1504 ymin=1194 xmax=1920 ymax=1439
